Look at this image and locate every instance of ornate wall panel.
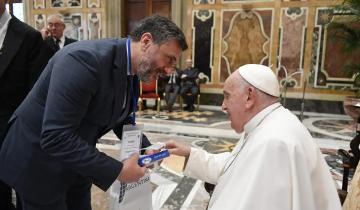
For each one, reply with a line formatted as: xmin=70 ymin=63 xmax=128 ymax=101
xmin=194 ymin=0 xmax=215 ymax=4
xmin=192 ymin=10 xmax=215 ymax=83
xmin=311 ymin=8 xmax=360 ymax=90
xmin=27 ymin=0 xmax=106 ymax=40
xmin=277 ymin=7 xmax=307 ymax=88
xmin=220 ymin=9 xmax=273 ymax=82
xmin=186 ymin=0 xmax=354 ymax=100
xmin=33 ymin=0 xmax=46 ymax=9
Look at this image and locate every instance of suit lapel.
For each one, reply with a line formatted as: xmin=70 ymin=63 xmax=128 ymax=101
xmin=111 ymin=39 xmax=129 ymax=125
xmin=64 ymin=37 xmax=70 ymax=46
xmin=0 ymin=17 xmax=25 ymax=78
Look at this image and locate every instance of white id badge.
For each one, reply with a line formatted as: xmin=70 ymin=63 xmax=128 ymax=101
xmin=119 ymin=124 xmax=143 ymax=160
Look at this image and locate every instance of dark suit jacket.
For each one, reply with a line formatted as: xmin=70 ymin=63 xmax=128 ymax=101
xmin=165 ymin=68 xmax=182 ymax=86
xmin=181 ymin=67 xmax=199 ymax=86
xmin=0 ymin=38 xmax=151 ymax=202
xmin=44 ymin=36 xmax=77 ymax=53
xmin=0 ymin=15 xmax=51 ymax=138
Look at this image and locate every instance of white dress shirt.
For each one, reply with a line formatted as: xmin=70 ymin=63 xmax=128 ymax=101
xmin=0 ymin=10 xmax=12 ymax=50
xmin=53 ymin=35 xmax=65 ymax=49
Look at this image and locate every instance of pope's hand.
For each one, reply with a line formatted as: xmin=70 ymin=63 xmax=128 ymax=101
xmin=144 ymin=149 xmax=161 ymax=168
xmin=165 ymin=140 xmax=191 ymax=158
xmin=117 ymin=153 xmax=146 ymax=183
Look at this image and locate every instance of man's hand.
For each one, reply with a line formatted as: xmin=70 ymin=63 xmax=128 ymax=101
xmin=165 ymin=140 xmax=191 ymax=158
xmin=117 ymin=153 xmax=146 ymax=183
xmin=40 ymin=27 xmax=51 ymax=40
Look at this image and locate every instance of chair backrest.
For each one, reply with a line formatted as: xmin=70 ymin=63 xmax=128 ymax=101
xmin=140 ymin=79 xmax=158 ymax=94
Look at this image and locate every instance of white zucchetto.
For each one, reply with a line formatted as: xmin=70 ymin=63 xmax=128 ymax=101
xmin=237 ymin=64 xmax=280 ymax=97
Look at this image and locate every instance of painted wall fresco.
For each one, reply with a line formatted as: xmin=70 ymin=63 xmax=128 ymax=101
xmin=277 ymin=7 xmax=307 ymax=88
xmin=220 ymin=9 xmax=273 ymax=82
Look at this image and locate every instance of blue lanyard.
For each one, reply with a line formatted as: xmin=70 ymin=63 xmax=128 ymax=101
xmin=126 ymin=38 xmax=137 ymax=125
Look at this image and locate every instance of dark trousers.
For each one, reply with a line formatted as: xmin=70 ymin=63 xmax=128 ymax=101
xmin=165 ymin=84 xmax=180 ymax=107
xmin=0 ymin=120 xmax=16 ymax=210
xmin=180 ymin=84 xmax=199 ymax=106
xmin=0 ymin=180 xmax=15 ymax=210
xmin=18 ymin=177 xmax=92 ymax=210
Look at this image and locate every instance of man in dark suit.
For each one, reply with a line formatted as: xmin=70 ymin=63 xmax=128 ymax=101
xmin=41 ymin=14 xmax=77 ymax=52
xmin=0 ymin=1 xmax=53 ymax=209
xmin=180 ymin=59 xmax=200 ymax=112
xmin=164 ymin=68 xmax=182 ymax=112
xmin=0 ymin=15 xmax=187 ymax=210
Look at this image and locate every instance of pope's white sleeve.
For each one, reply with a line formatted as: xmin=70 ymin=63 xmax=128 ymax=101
xmin=183 ymin=147 xmax=230 ymax=184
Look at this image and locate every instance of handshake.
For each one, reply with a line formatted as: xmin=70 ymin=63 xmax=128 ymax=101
xmin=117 ymin=141 xmax=190 ymax=183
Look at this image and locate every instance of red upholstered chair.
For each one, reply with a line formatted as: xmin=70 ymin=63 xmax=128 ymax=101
xmin=138 ymin=79 xmax=161 ymax=114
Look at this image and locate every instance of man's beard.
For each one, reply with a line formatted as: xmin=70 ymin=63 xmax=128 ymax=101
xmin=137 ymin=57 xmax=158 ymax=83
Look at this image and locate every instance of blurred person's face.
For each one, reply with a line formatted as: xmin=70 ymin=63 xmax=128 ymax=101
xmin=186 ymin=59 xmax=192 ymax=68
xmin=47 ymin=16 xmax=65 ymax=39
xmin=137 ymin=34 xmax=181 ymax=83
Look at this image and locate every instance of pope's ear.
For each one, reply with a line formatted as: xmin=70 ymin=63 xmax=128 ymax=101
xmin=140 ymin=32 xmax=153 ymax=51
xmin=245 ymin=86 xmax=256 ymax=108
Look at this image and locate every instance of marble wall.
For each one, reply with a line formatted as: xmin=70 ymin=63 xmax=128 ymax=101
xmin=186 ymin=0 xmax=358 ymax=101
xmin=221 ymin=9 xmax=272 ymax=82
xmin=310 ymin=8 xmax=360 ymax=90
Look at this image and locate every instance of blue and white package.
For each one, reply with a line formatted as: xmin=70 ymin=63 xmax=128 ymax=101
xmin=138 ymin=149 xmax=170 ymax=167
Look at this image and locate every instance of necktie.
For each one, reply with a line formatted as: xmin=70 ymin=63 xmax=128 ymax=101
xmin=55 ymin=39 xmax=60 ymax=51
xmin=170 ymin=73 xmax=174 ymax=86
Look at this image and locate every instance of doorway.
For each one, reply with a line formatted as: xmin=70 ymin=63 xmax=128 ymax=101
xmin=123 ymin=0 xmax=172 ymax=37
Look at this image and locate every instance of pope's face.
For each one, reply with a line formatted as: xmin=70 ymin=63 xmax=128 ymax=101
xmin=222 ymin=75 xmax=248 ymax=133
xmin=137 ymin=39 xmax=181 ymax=83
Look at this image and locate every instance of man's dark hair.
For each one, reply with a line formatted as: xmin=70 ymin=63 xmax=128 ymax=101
xmin=130 ymin=15 xmax=188 ymax=51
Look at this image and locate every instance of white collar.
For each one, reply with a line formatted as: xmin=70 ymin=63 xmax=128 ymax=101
xmin=0 ymin=10 xmax=11 ymax=29
xmin=53 ymin=35 xmax=65 ymax=43
xmin=243 ymin=102 xmax=281 ymax=135
xmin=0 ymin=10 xmax=12 ymax=49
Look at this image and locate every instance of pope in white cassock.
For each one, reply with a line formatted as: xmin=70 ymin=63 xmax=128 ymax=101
xmin=165 ymin=64 xmax=342 ymax=210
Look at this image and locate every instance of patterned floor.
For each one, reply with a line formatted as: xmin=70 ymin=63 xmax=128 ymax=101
xmin=92 ymin=106 xmax=356 ymax=210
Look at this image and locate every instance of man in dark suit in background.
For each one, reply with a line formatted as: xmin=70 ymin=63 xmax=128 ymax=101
xmin=180 ymin=58 xmax=199 ymax=112
xmin=0 ymin=0 xmax=52 ymax=209
xmin=0 ymin=15 xmax=187 ymax=210
xmin=41 ymin=14 xmax=77 ymax=52
xmin=165 ymin=68 xmax=182 ymax=112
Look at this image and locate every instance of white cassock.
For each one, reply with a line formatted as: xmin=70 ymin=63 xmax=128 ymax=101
xmin=184 ymin=103 xmax=342 ymax=210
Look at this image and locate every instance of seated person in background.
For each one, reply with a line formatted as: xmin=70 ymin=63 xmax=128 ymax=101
xmin=180 ymin=59 xmax=199 ymax=112
xmin=164 ymin=68 xmax=181 ymax=112
xmin=41 ymin=14 xmax=77 ymax=53
xmin=165 ymin=64 xmax=342 ymax=210
xmin=157 ymin=74 xmax=168 ymax=108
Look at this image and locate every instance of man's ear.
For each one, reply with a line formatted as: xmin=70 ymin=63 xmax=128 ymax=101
xmin=140 ymin=32 xmax=153 ymax=51
xmin=245 ymin=86 xmax=256 ymax=109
